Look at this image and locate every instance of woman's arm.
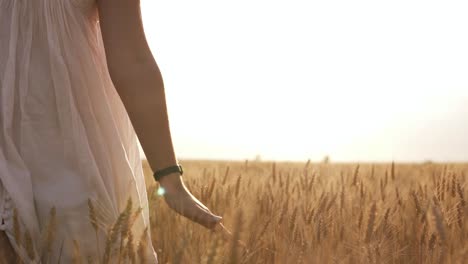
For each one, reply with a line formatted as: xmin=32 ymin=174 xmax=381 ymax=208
xmin=96 ymin=0 xmax=223 ymax=230
xmin=96 ymin=0 xmax=178 ymax=178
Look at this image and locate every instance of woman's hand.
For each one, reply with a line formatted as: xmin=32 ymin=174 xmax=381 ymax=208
xmin=158 ymin=172 xmax=247 ymax=249
xmin=158 ymin=172 xmax=223 ymax=230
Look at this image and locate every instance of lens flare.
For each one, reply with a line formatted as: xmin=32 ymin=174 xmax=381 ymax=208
xmin=157 ymin=186 xmax=166 ymax=196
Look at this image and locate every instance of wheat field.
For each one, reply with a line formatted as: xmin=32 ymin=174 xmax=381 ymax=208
xmin=2 ymin=159 xmax=467 ymax=263
xmin=142 ymin=159 xmax=468 ymax=264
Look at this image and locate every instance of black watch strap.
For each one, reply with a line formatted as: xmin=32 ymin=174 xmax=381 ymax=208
xmin=153 ymin=164 xmax=183 ymax=182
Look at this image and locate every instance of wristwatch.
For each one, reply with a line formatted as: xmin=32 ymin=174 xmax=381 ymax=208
xmin=153 ymin=164 xmax=184 ymax=182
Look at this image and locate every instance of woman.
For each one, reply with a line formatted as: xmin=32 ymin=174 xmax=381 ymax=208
xmin=0 ymin=0 xmax=224 ymax=263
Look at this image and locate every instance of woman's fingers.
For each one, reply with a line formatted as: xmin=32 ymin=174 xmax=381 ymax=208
xmin=162 ymin=183 xmax=248 ymax=249
xmin=211 ymin=222 xmax=231 ymax=243
xmin=163 ymin=189 xmax=222 ymax=229
xmin=204 ymin=212 xmax=223 ymax=229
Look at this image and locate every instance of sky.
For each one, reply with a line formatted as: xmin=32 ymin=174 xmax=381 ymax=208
xmin=138 ymin=0 xmax=468 ymax=162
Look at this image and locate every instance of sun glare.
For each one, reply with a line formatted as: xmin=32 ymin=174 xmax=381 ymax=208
xmin=139 ymin=0 xmax=468 ymax=162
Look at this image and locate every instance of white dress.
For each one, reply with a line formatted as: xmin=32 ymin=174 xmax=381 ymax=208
xmin=0 ymin=0 xmax=158 ymax=263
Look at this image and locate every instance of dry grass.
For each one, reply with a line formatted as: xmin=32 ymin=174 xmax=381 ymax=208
xmin=143 ymin=160 xmax=468 ymax=264
xmin=2 ymin=159 xmax=468 ymax=263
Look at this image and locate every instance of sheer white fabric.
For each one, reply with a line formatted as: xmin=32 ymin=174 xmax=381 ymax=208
xmin=0 ymin=0 xmax=157 ymax=263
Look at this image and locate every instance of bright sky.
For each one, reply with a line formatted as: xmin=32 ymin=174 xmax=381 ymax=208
xmin=138 ymin=0 xmax=468 ymax=162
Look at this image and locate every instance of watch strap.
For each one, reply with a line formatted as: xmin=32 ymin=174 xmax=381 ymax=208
xmin=153 ymin=164 xmax=183 ymax=182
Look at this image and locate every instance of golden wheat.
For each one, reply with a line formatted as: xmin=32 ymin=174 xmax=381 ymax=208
xmin=2 ymin=160 xmax=468 ymax=263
